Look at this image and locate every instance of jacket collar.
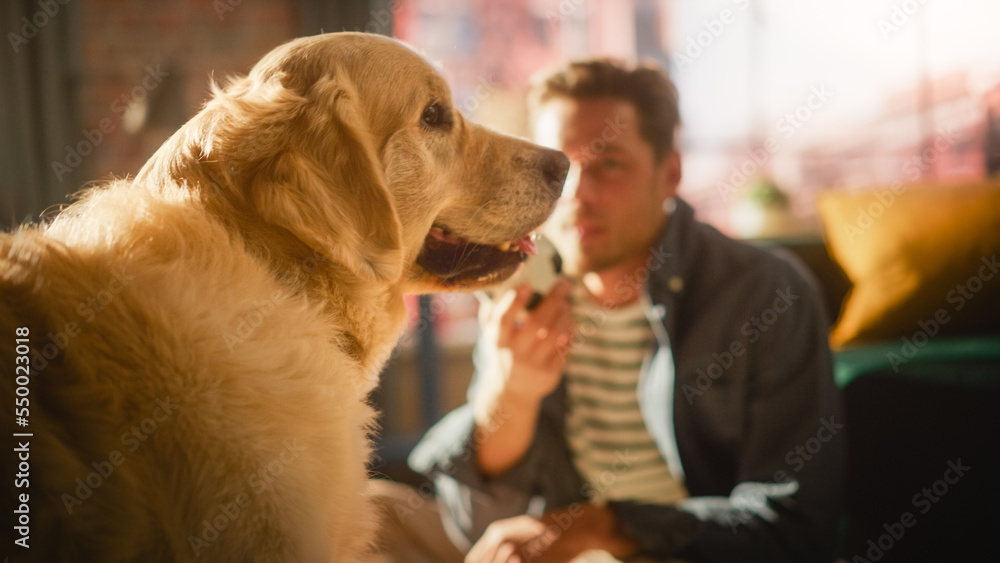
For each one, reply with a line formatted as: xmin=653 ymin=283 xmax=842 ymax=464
xmin=644 ymin=196 xmax=699 ymax=343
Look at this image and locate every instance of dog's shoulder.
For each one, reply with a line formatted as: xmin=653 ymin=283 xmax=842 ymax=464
xmin=2 ymin=180 xmax=377 ymax=560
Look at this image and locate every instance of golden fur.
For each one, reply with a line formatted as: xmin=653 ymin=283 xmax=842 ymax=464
xmin=1 ymin=32 xmax=565 ymax=561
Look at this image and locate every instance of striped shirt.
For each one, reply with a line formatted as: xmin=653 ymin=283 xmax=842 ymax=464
xmin=564 ymin=282 xmax=688 ymax=506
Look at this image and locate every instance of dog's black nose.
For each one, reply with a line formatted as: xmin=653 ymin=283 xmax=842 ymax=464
xmin=539 ymin=149 xmax=570 ymax=196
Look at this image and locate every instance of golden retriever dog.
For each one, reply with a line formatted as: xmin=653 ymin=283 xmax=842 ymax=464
xmin=1 ymin=32 xmax=566 ymax=561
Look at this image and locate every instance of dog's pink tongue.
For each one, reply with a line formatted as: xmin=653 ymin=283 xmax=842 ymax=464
xmin=428 ymin=227 xmax=464 ymax=245
xmin=515 ymin=236 xmax=537 ymax=256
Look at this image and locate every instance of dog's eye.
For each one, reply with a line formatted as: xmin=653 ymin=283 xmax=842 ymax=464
xmin=420 ymin=103 xmax=452 ymax=131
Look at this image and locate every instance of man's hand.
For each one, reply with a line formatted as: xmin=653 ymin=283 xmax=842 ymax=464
xmin=489 ymin=279 xmax=574 ymax=405
xmin=464 ymin=515 xmax=547 ymax=563
xmin=464 ymin=503 xmax=639 ymax=563
xmin=473 ymin=280 xmax=574 ymax=477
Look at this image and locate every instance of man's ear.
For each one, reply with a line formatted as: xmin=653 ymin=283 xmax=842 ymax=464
xmin=659 ymin=149 xmax=682 ymax=200
xmin=247 ymin=75 xmax=403 ymax=283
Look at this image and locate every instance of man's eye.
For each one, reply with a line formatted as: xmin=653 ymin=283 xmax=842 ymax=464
xmin=421 ymin=103 xmax=452 ymax=131
xmin=602 ymin=159 xmax=622 ymax=169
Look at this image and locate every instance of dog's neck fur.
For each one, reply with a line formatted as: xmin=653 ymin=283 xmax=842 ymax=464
xmin=136 ymin=126 xmax=408 ymax=383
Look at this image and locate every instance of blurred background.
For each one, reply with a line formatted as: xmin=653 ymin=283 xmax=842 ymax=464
xmin=6 ymin=0 xmax=1000 ymax=238
xmin=3 ymin=0 xmax=1000 ymax=496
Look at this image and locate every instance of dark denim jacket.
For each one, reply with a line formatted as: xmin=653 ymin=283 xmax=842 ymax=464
xmin=409 ymin=198 xmax=844 ymax=562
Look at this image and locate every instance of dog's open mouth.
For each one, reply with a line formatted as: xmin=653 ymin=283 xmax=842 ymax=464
xmin=417 ymin=226 xmax=537 ymax=287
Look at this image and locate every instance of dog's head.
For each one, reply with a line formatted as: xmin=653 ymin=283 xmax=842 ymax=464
xmin=154 ymin=32 xmax=567 ymax=294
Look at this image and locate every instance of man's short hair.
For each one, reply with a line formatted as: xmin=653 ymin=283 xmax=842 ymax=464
xmin=528 ymin=58 xmax=681 ymax=161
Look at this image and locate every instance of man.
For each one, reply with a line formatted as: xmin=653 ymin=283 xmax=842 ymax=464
xmin=396 ymin=58 xmax=843 ymax=563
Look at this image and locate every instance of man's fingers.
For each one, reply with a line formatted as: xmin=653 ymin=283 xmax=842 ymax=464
xmin=499 ymin=282 xmax=570 ymax=352
xmin=528 ymin=283 xmax=574 ymax=354
xmin=511 ymin=281 xmax=571 ymax=347
xmin=465 ymin=516 xmax=547 ymax=563
xmin=492 ymin=541 xmax=520 ymax=563
xmin=465 ymin=531 xmax=493 ymax=563
xmin=530 ymin=279 xmax=571 ymax=327
xmin=497 ymin=285 xmax=534 ymax=334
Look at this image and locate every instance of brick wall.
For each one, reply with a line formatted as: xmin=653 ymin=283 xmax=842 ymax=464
xmin=77 ymin=0 xmax=298 ymax=181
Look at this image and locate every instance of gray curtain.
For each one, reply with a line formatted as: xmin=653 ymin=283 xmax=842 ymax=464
xmin=297 ymin=0 xmax=394 ymax=36
xmin=1 ymin=0 xmax=85 ymax=229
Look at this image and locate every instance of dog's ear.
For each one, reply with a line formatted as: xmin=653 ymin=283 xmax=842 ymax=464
xmin=247 ymin=75 xmax=404 ymax=283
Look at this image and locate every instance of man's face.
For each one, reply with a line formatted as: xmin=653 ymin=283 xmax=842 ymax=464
xmin=533 ymin=96 xmax=679 ymax=276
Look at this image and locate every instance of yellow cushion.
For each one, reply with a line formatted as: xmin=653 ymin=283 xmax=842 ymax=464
xmin=817 ymin=180 xmax=1000 ymax=348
